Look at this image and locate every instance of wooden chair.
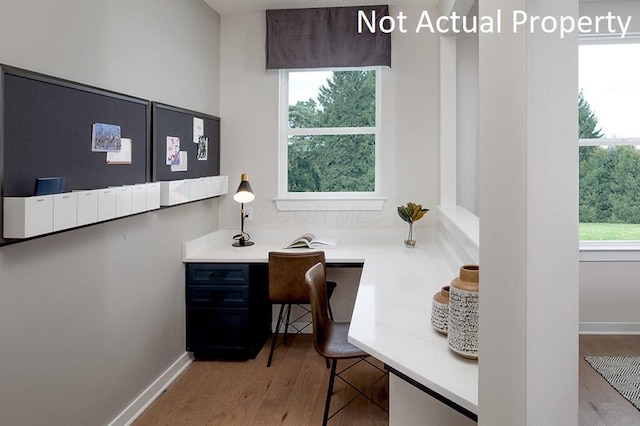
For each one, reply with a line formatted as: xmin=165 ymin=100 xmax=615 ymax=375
xmin=267 ymin=251 xmax=336 ymax=368
xmin=305 ymin=262 xmax=388 ymax=425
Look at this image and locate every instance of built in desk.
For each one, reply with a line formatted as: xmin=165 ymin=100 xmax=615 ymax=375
xmin=183 ymin=230 xmax=478 ymax=424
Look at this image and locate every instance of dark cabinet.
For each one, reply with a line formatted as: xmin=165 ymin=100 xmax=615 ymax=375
xmin=185 ymin=263 xmax=270 ymax=359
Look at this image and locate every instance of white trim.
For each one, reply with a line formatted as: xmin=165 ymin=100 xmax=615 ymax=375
xmin=439 ymin=35 xmax=457 ymax=209
xmin=273 ymin=196 xmax=385 ymax=211
xmin=579 ymin=138 xmax=640 ymax=146
xmin=579 ymin=33 xmax=640 ymax=44
xmin=437 ymin=205 xmax=479 ymax=263
xmin=287 ymin=127 xmax=376 ymax=136
xmin=580 ymin=241 xmax=640 ymax=262
xmin=436 ymin=225 xmax=473 ymax=275
xmin=579 ymin=322 xmax=640 ymax=335
xmin=107 ymin=352 xmax=193 ymax=426
xmin=278 ymin=69 xmax=289 ymax=197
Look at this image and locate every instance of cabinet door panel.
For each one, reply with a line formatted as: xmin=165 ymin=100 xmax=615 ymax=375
xmin=186 ymin=308 xmax=249 ymax=352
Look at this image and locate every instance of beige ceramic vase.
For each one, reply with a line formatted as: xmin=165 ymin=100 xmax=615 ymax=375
xmin=447 ymin=264 xmax=479 ymax=360
xmin=430 ymin=286 xmax=450 ymax=335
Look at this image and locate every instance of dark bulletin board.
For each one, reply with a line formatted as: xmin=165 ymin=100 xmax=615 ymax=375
xmin=1 ymin=66 xmax=150 ymax=197
xmin=152 ymin=102 xmax=220 ymax=181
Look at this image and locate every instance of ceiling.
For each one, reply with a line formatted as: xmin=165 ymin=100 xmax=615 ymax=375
xmin=203 ymin=0 xmax=439 ymax=15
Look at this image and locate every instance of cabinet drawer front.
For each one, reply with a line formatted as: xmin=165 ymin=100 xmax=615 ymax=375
xmin=187 ymin=285 xmax=249 ymax=307
xmin=187 ymin=264 xmax=249 ymax=285
xmin=186 ymin=308 xmax=250 ymax=351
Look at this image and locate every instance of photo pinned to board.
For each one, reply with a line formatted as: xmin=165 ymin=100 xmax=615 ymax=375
xmin=92 ymin=123 xmax=121 ymax=152
xmin=197 ymin=135 xmax=208 ymax=160
xmin=166 ymin=136 xmax=180 ymax=165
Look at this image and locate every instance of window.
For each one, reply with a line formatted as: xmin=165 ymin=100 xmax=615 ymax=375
xmin=276 ymin=68 xmax=383 ymax=210
xmin=579 ymin=42 xmax=640 ymax=242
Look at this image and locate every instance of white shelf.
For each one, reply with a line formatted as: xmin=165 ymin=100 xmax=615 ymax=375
xmin=2 ymin=182 xmax=165 ymax=239
xmin=158 ymin=175 xmax=228 ymax=207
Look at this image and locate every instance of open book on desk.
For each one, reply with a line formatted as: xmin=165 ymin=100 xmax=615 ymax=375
xmin=284 ymin=233 xmax=338 ymax=249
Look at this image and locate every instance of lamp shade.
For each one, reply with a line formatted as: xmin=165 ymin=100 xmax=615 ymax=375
xmin=233 ymin=173 xmax=255 ymax=203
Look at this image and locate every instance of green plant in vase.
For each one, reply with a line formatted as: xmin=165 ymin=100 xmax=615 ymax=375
xmin=397 ymin=202 xmax=429 ymax=248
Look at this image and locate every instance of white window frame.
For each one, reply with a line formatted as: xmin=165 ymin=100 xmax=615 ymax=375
xmin=578 ymin=38 xmax=640 ymax=260
xmin=437 ymin=34 xmax=480 ymax=266
xmin=274 ymin=67 xmax=385 ymax=211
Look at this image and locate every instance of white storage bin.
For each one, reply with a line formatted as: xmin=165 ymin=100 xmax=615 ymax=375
xmin=203 ymin=176 xmax=215 ymax=198
xmin=131 ymin=184 xmax=147 ymax=214
xmin=219 ymin=175 xmax=229 ymax=195
xmin=98 ymin=188 xmax=117 ymax=221
xmin=115 ymin=186 xmax=133 ymax=217
xmin=145 ymin=182 xmax=161 ymax=210
xmin=53 ymin=192 xmax=78 ymax=232
xmin=179 ymin=180 xmax=191 ymax=202
xmin=197 ymin=177 xmax=209 ymax=199
xmin=187 ymin=178 xmax=202 ymax=201
xmin=160 ymin=181 xmax=188 ymax=206
xmin=76 ymin=190 xmax=98 ymax=226
xmin=3 ymin=195 xmax=54 ymax=238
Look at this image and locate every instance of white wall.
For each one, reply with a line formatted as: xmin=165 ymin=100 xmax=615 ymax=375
xmin=218 ymin=5 xmax=441 ymax=237
xmin=580 ymin=261 xmax=640 ymax=331
xmin=478 ymin=0 xmax=579 ymax=424
xmin=0 ymin=1 xmax=220 ymax=425
xmin=580 ymin=0 xmax=640 ymax=35
xmin=456 ymin=28 xmax=479 ymax=216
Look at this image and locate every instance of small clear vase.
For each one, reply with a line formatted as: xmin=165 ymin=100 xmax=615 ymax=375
xmin=404 ymin=223 xmax=416 ymax=248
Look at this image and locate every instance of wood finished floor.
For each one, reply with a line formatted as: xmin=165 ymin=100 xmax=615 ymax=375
xmin=134 ymin=334 xmax=388 ymax=426
xmin=136 ymin=334 xmax=640 ymax=425
xmin=580 ymin=335 xmax=640 ymax=425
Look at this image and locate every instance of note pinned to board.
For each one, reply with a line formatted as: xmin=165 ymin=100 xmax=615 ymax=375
xmin=106 ymin=138 xmax=132 ymax=164
xmin=193 ymin=117 xmax=204 ymax=143
xmin=171 ymin=151 xmax=188 ymax=172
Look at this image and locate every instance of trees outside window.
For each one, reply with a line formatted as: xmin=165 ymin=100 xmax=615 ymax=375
xmin=282 ymin=69 xmax=379 ymax=195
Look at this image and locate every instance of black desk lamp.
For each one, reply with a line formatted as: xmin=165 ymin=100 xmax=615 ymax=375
xmin=232 ymin=173 xmax=255 ymax=247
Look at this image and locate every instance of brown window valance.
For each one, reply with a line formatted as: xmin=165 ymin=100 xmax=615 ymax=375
xmin=266 ymin=5 xmax=391 ymax=69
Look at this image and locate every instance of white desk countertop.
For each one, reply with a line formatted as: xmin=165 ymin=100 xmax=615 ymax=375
xmin=183 ymin=230 xmax=478 ymax=415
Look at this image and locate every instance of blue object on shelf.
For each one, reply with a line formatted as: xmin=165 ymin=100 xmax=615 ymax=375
xmin=34 ymin=177 xmax=66 ymax=195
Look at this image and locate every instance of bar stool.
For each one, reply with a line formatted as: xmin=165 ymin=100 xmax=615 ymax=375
xmin=305 ymin=262 xmax=388 ymax=426
xmin=266 ymin=251 xmax=337 ymax=368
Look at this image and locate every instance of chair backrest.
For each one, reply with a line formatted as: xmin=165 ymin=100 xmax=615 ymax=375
xmin=268 ymin=251 xmax=326 ymax=304
xmin=304 ymin=262 xmax=332 ymax=357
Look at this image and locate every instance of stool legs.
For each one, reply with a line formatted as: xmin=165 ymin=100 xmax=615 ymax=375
xmin=323 ymin=359 xmax=338 ymax=426
xmin=267 ymin=304 xmax=286 ymax=368
xmin=267 ymin=300 xmax=334 ymax=368
xmin=321 ymin=357 xmax=389 ymax=424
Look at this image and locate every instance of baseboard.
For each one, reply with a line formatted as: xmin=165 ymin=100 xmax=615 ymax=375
xmin=108 ymin=352 xmax=193 ymax=426
xmin=580 ymin=322 xmax=640 ymax=335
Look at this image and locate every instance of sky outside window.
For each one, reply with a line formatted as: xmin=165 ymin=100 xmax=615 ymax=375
xmin=579 ymin=43 xmax=640 ymax=138
xmin=288 ymin=71 xmax=332 ymax=106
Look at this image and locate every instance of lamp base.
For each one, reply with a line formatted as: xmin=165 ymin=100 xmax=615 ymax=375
xmin=232 ymin=240 xmax=254 ymax=247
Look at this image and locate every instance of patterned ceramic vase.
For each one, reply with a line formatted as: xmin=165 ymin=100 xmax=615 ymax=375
xmin=430 ymin=286 xmax=450 ymax=335
xmin=447 ymin=264 xmax=479 ymax=360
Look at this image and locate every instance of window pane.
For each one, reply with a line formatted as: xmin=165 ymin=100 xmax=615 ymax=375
xmin=288 ymin=134 xmax=375 ymax=192
xmin=579 ymin=145 xmax=640 ymax=240
xmin=288 ymin=70 xmax=376 ymax=128
xmin=579 ymin=43 xmax=640 ymax=138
